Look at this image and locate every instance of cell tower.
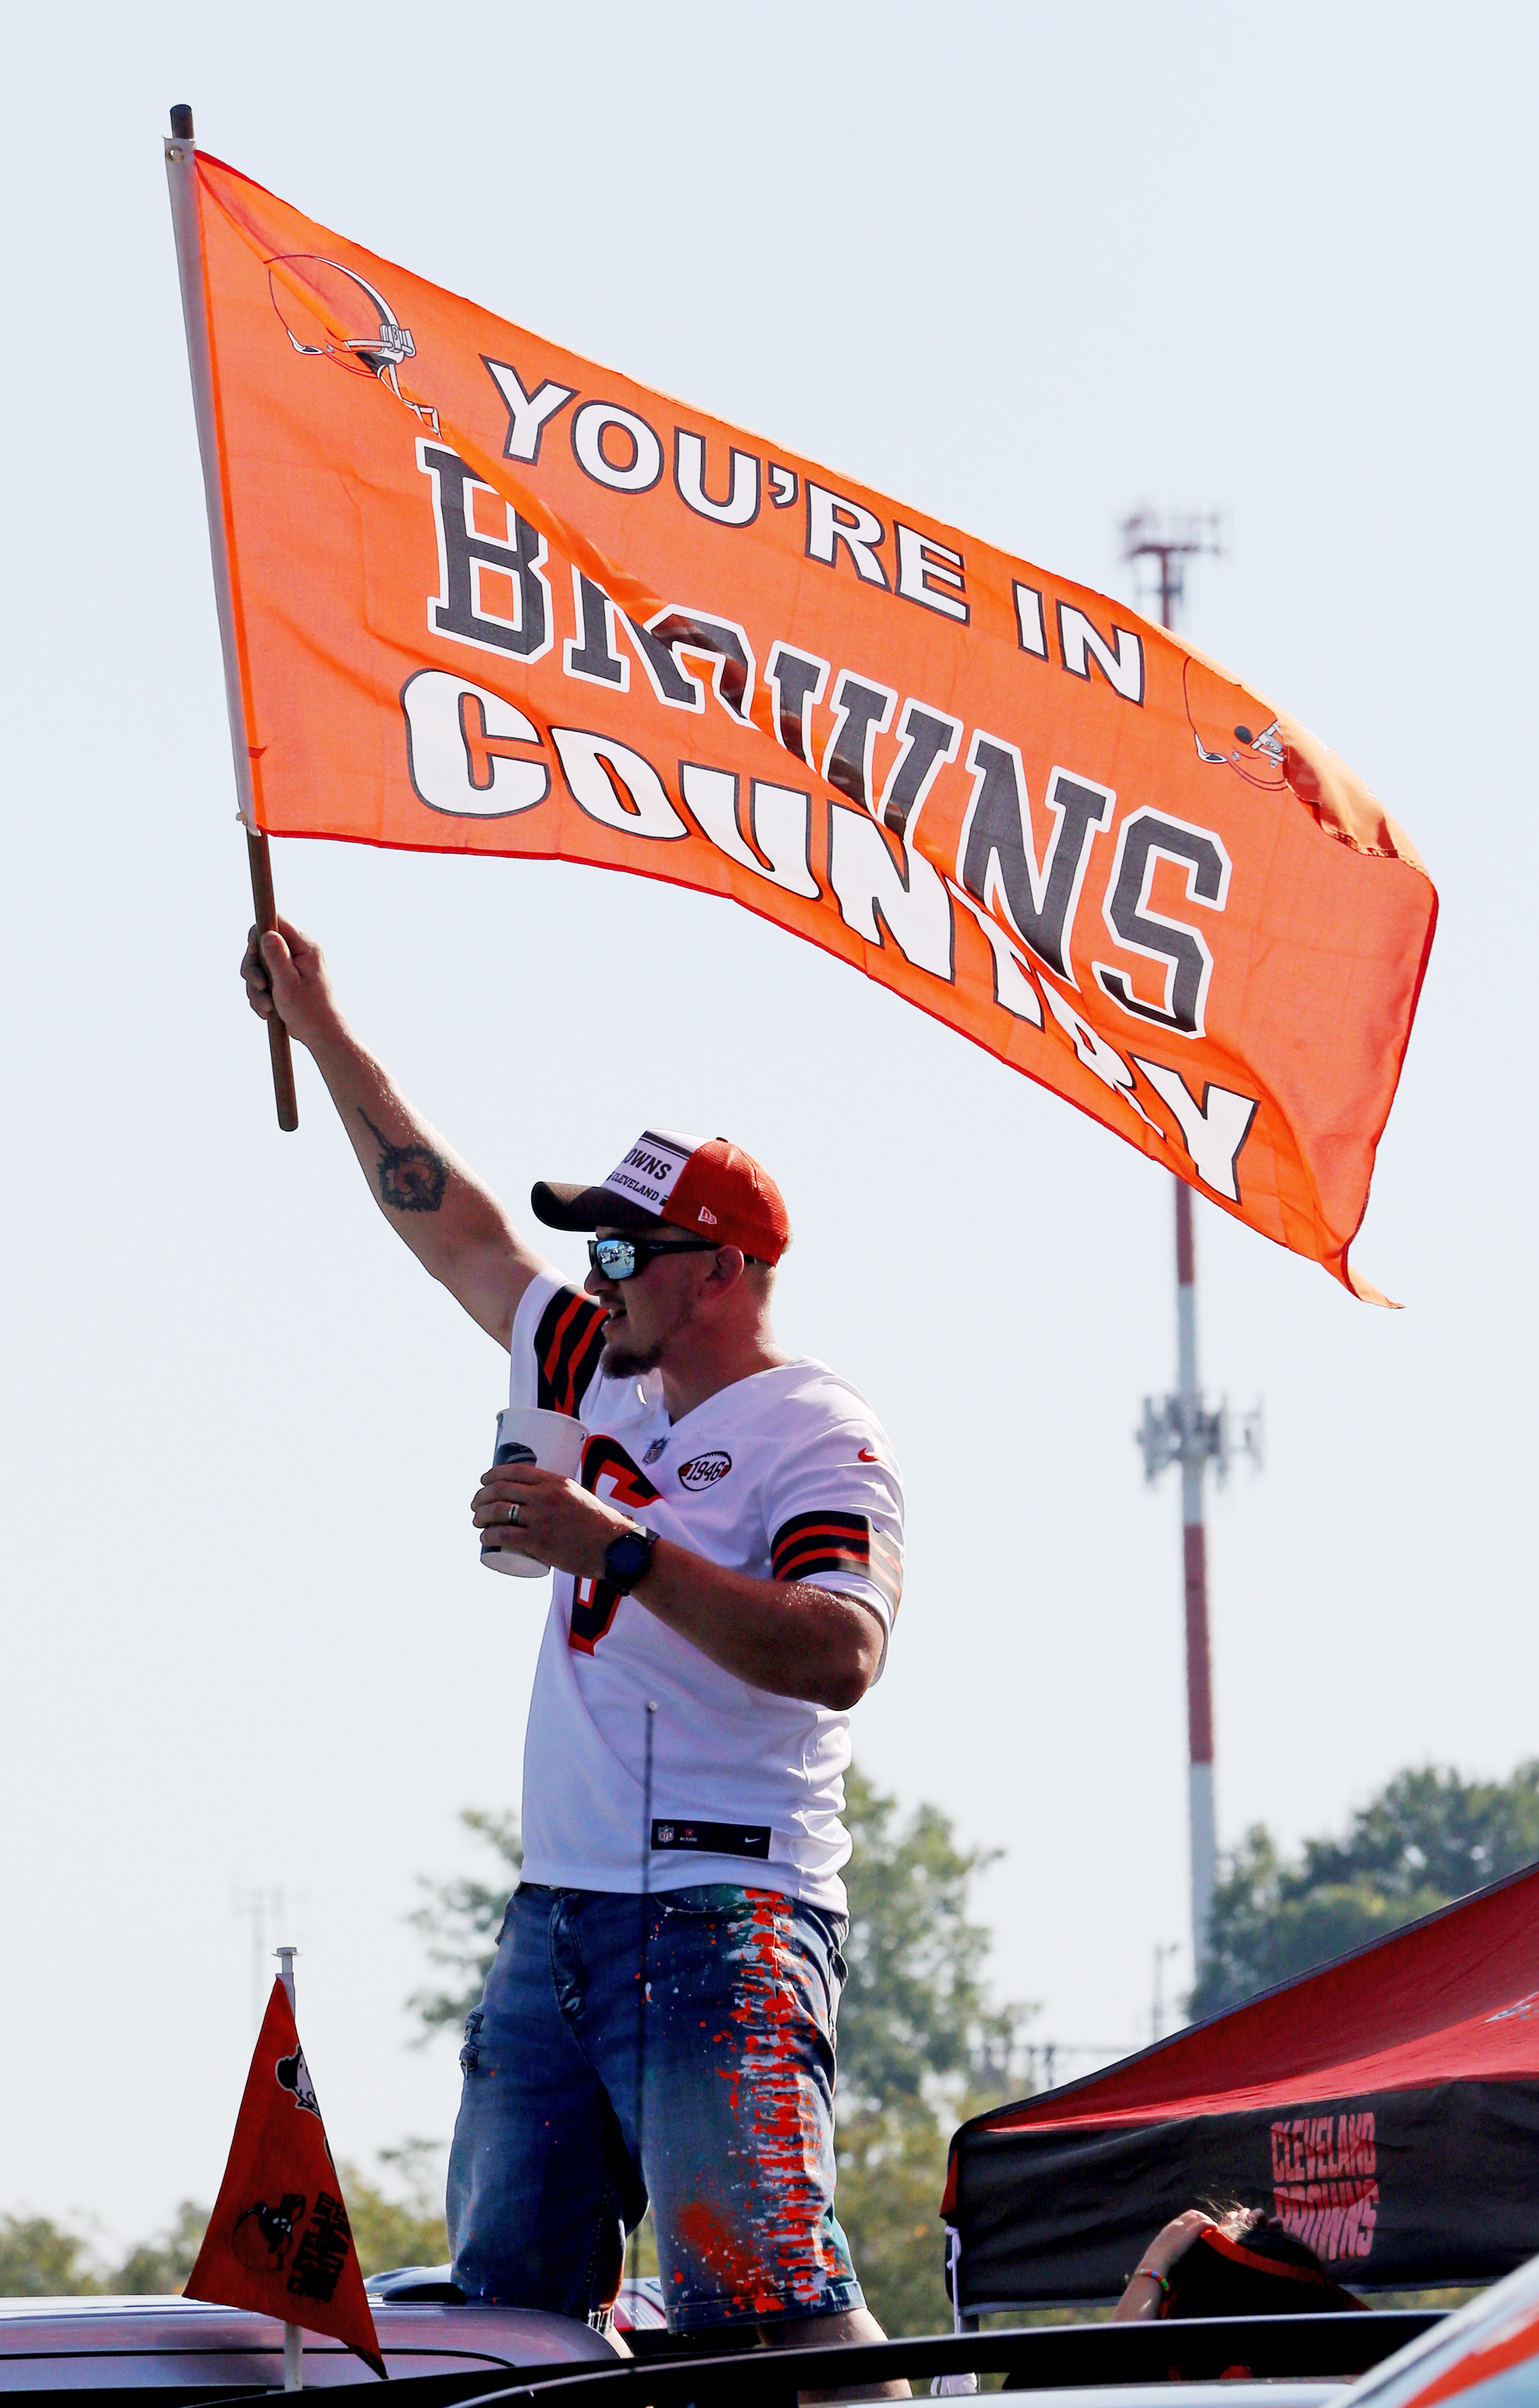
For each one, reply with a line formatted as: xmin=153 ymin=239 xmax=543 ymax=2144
xmin=1121 ymin=510 xmax=1262 ymax=1981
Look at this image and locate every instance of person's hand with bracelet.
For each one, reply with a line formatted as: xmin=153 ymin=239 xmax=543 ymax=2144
xmin=1111 ymin=2210 xmax=1217 ymax=2322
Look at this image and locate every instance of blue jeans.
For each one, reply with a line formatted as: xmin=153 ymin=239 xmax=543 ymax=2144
xmin=447 ymin=1883 xmax=863 ymax=2331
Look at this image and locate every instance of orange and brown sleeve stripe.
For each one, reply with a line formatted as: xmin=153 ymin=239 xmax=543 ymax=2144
xmin=534 ymin=1286 xmax=608 ymax=1416
xmin=772 ymin=1510 xmax=901 ymax=1613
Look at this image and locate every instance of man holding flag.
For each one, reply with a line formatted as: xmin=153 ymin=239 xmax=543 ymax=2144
xmin=165 ymin=109 xmax=1434 ymax=2375
xmin=242 ymin=918 xmax=906 ymax=2367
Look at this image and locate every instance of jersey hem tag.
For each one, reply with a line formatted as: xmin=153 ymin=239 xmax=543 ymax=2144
xmin=651 ymin=1818 xmax=772 ymax=1859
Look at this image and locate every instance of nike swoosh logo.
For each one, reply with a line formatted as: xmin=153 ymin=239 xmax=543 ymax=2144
xmin=858 ymin=1447 xmax=880 ymax=1462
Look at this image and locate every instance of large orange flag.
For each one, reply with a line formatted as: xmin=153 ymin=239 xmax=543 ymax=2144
xmin=169 ymin=140 xmax=1435 ymax=1297
xmin=185 ymin=1978 xmax=384 ymax=2376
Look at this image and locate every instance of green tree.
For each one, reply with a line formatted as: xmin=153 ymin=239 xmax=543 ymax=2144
xmin=407 ymin=1809 xmax=522 ymax=2039
xmin=0 ymin=2215 xmax=102 ymax=2296
xmin=833 ymin=1767 xmax=1029 ymax=2337
xmin=0 ymin=2204 xmax=217 ymax=2298
xmin=1192 ymin=1762 xmax=1539 ymax=2020
xmin=114 ymin=2201 xmax=209 ymax=2294
xmin=0 ymin=2168 xmax=444 ymax=2298
xmin=836 ymin=1766 xmax=1021 ymax=2115
xmin=340 ymin=2144 xmax=450 ymax=2277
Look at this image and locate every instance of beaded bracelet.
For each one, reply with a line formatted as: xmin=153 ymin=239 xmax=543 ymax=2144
xmin=1131 ymin=2266 xmax=1171 ymax=2298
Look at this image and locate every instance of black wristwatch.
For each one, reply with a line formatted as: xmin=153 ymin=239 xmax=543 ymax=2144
xmin=603 ymin=1523 xmax=659 ymax=1594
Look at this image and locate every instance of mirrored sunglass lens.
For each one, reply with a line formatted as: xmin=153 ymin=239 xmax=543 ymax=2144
xmin=593 ymin=1238 xmax=637 ymax=1278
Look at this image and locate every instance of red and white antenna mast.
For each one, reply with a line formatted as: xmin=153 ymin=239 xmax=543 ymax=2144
xmin=1121 ymin=510 xmax=1261 ymax=1982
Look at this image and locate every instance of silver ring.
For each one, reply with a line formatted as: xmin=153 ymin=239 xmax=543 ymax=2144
xmin=506 ymin=1501 xmax=521 ymax=1527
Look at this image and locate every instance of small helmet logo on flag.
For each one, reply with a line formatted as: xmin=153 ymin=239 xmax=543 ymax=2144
xmin=232 ymin=2193 xmax=305 ymax=2273
xmin=267 ymin=253 xmax=440 ymax=434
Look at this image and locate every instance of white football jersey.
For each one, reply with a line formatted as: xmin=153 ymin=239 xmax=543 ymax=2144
xmin=509 ymin=1271 xmax=904 ymax=1911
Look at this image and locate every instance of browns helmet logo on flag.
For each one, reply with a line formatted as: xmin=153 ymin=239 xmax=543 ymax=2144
xmin=267 ymin=251 xmax=440 ymax=432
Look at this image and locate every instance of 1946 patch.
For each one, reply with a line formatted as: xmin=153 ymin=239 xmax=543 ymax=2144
xmin=678 ymin=1450 xmax=732 ymax=1491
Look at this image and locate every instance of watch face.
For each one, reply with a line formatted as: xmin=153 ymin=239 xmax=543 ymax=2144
xmin=606 ymin=1530 xmax=651 ymax=1585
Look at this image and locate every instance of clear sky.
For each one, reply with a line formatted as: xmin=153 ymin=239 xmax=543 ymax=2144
xmin=4 ymin=1 xmax=1535 ymax=2250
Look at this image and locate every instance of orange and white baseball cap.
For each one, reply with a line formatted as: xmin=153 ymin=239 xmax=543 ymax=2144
xmin=532 ymin=1128 xmax=791 ymax=1263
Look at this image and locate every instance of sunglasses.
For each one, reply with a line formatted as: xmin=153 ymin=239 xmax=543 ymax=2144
xmin=587 ymin=1234 xmax=723 ymax=1281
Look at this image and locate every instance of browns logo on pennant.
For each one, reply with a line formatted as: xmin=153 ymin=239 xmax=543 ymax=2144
xmin=173 ymin=142 xmax=1437 ymax=1298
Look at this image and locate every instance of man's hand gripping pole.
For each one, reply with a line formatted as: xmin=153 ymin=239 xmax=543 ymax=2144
xmin=246 ymin=831 xmax=299 ymax=1132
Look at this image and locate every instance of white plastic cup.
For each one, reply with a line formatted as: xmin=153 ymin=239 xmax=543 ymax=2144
xmin=481 ymin=1406 xmax=587 ymax=1579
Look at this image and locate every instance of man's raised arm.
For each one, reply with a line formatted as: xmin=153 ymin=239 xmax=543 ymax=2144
xmin=241 ymin=917 xmax=549 ymax=1348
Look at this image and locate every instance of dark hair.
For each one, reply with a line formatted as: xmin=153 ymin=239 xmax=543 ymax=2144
xmin=1165 ymin=2212 xmax=1364 ymax=2321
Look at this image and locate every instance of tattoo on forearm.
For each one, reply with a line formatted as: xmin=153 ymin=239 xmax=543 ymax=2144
xmin=358 ymin=1108 xmax=449 ymax=1214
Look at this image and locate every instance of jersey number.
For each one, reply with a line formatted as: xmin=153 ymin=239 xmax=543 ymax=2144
xmin=569 ymin=1437 xmax=661 ymax=1656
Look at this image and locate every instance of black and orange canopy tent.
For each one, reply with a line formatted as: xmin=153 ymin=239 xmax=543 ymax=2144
xmin=943 ymin=1860 xmax=1539 ymax=2312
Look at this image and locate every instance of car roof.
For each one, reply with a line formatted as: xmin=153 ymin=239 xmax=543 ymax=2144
xmin=0 ymin=2291 xmax=620 ymax=2389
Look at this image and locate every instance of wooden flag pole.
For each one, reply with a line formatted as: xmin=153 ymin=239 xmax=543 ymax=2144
xmin=164 ymin=102 xmax=298 ymax=1133
xmin=245 ymin=828 xmax=300 ymax=1130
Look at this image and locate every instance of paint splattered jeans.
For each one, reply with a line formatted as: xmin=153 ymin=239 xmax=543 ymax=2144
xmin=447 ymin=1882 xmax=863 ymax=2331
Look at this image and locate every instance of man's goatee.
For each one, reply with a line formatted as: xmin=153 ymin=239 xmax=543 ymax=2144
xmin=601 ymin=1334 xmax=666 ymax=1379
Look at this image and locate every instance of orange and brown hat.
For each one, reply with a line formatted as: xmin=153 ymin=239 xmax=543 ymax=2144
xmin=532 ymin=1128 xmax=791 ymax=1264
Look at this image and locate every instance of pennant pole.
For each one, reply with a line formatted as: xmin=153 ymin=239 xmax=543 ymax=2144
xmin=163 ymin=103 xmax=299 ymax=1134
xmin=275 ymin=1944 xmax=303 ymax=2392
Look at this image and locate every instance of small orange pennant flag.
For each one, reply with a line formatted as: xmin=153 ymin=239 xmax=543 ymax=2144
xmin=186 ymin=1977 xmax=385 ymax=2378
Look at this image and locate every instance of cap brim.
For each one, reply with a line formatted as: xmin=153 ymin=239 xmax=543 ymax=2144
xmin=530 ymin=1180 xmax=664 ymax=1233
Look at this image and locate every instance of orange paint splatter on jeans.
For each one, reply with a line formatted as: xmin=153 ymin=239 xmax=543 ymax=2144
xmin=675 ymin=2196 xmax=786 ymax=2321
xmin=675 ymin=1892 xmax=841 ymax=2317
